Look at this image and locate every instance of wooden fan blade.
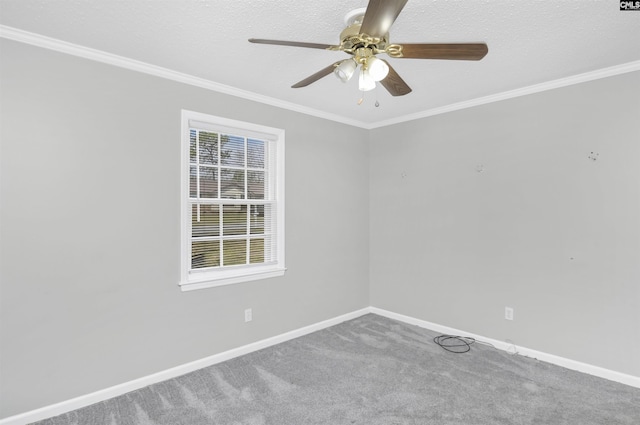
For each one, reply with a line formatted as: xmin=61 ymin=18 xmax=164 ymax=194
xmin=395 ymin=43 xmax=489 ymax=60
xmin=360 ymin=0 xmax=408 ymax=38
xmin=249 ymin=38 xmax=337 ymax=50
xmin=292 ymin=62 xmax=340 ymax=88
xmin=379 ymin=61 xmax=412 ymax=96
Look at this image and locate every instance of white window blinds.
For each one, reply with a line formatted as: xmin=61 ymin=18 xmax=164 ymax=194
xmin=180 ymin=111 xmax=285 ymax=290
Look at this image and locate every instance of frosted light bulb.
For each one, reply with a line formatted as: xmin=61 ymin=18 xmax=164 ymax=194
xmin=334 ymin=59 xmax=357 ymax=82
xmin=358 ymin=68 xmax=376 ymax=91
xmin=367 ymin=56 xmax=389 ymax=81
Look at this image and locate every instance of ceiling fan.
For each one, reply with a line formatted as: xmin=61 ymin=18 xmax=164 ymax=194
xmin=249 ymin=0 xmax=488 ymax=97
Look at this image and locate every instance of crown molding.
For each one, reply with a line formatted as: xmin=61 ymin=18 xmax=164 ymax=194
xmin=368 ymin=60 xmax=640 ymax=129
xmin=0 ymin=25 xmax=368 ymax=129
xmin=2 ymin=25 xmax=638 ymax=131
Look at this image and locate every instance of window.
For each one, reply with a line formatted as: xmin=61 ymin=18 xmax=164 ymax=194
xmin=180 ymin=110 xmax=285 ymax=291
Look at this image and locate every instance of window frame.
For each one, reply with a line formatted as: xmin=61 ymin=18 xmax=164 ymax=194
xmin=179 ymin=110 xmax=285 ymax=291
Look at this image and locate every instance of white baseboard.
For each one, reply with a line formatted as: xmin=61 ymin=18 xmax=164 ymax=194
xmin=370 ymin=307 xmax=640 ymax=389
xmin=3 ymin=306 xmax=638 ymax=424
xmin=0 ymin=308 xmax=370 ymax=425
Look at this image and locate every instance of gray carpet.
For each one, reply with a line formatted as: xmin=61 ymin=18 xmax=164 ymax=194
xmin=33 ymin=314 xmax=640 ymax=424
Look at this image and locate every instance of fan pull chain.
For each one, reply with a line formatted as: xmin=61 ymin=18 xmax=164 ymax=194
xmin=357 ymin=90 xmax=381 ymax=107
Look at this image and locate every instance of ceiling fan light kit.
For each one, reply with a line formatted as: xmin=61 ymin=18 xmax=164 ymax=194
xmin=367 ymin=56 xmax=390 ymax=81
xmin=359 ymin=68 xmax=376 ymax=91
xmin=249 ymin=0 xmax=488 ymax=98
xmin=335 ymin=58 xmax=358 ymax=83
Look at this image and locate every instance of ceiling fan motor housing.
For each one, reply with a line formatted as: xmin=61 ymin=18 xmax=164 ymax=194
xmin=249 ymin=0 xmax=488 ymax=96
xmin=339 ymin=21 xmax=389 ymax=54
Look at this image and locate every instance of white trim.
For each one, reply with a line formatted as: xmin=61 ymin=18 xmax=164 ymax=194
xmin=179 ymin=267 xmax=286 ymax=291
xmin=2 ymin=306 xmax=639 ymax=424
xmin=180 ymin=110 xmax=286 ymax=291
xmin=369 ymin=307 xmax=640 ymax=389
xmin=0 ymin=25 xmax=366 ymax=129
xmin=367 ymin=60 xmax=640 ymax=129
xmin=2 ymin=25 xmax=639 ymax=130
xmin=0 ymin=308 xmax=371 ymax=425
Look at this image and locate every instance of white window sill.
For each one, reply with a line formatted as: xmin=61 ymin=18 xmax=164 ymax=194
xmin=179 ymin=267 xmax=286 ymax=292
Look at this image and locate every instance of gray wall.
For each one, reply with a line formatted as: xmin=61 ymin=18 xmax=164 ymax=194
xmin=1 ymin=37 xmax=639 ymax=420
xmin=0 ymin=39 xmax=370 ymax=418
xmin=369 ymin=71 xmax=640 ymax=377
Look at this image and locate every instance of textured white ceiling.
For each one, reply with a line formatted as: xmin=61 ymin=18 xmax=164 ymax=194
xmin=1 ymin=0 xmax=639 ymax=126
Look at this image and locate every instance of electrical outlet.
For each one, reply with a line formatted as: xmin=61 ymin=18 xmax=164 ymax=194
xmin=505 ymin=307 xmax=514 ymax=321
xmin=244 ymin=308 xmax=252 ymax=322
